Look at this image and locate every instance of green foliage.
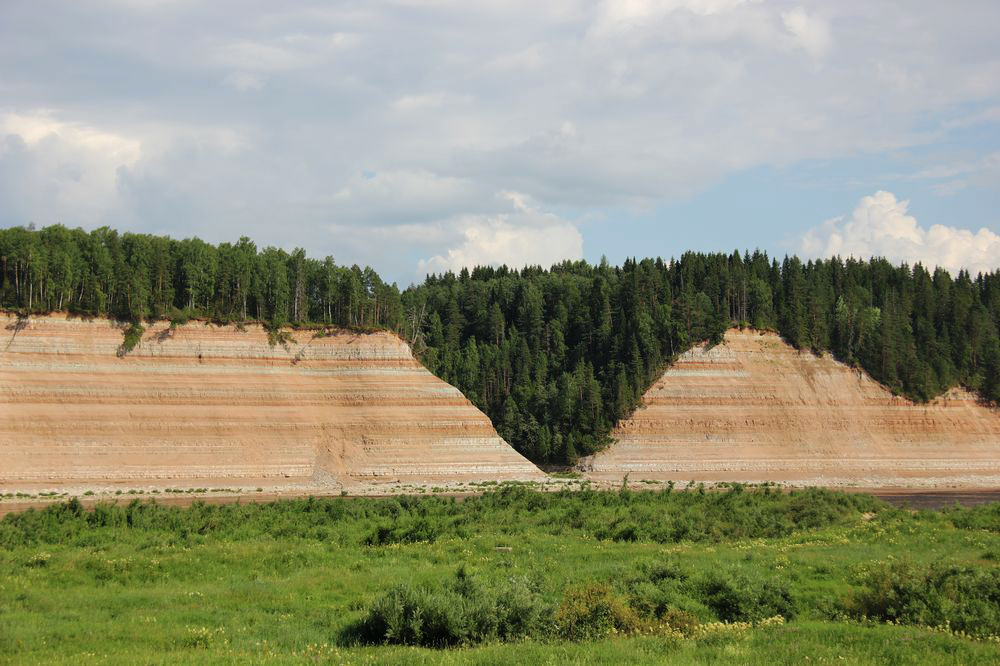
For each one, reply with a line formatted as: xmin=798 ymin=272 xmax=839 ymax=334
xmin=405 ymin=253 xmax=1000 ymax=463
xmin=349 ymin=568 xmax=550 ymax=647
xmin=265 ymin=327 xmax=296 ymax=348
xmin=844 ymin=560 xmax=1000 ymax=638
xmin=118 ymin=322 xmax=144 ymax=356
xmin=554 ymin=583 xmax=643 ymax=640
xmin=0 ymin=224 xmax=402 ymax=330
xmin=697 ymin=571 xmax=796 ymax=623
xmin=623 ymin=559 xmax=795 ymax=625
xmin=365 ymin=516 xmax=443 ymax=545
xmin=167 ymin=306 xmax=189 ymax=328
xmin=2 ymin=490 xmax=1000 ymax=662
xmin=0 ymin=486 xmax=881 ymax=550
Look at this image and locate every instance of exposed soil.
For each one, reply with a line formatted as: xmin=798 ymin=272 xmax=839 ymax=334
xmin=583 ymin=329 xmax=1000 ymax=489
xmin=0 ymin=314 xmax=543 ymax=495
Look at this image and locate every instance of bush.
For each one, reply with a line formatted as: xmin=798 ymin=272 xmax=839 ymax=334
xmin=554 ymin=583 xmax=643 ymax=640
xmin=945 ymin=502 xmax=1000 ymax=533
xmin=365 ymin=517 xmax=442 ymax=545
xmin=698 ymin=571 xmax=796 ymax=623
xmin=624 ymin=559 xmax=793 ymax=625
xmin=661 ymin=609 xmax=701 ymax=636
xmin=348 ymin=568 xmax=550 ymax=647
xmin=117 ymin=322 xmax=144 ymax=356
xmin=167 ymin=307 xmax=189 ymax=328
xmin=265 ymin=327 xmax=296 ymax=348
xmin=844 ymin=560 xmax=1000 ymax=638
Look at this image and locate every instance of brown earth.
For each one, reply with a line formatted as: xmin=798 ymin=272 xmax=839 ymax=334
xmin=583 ymin=328 xmax=1000 ymax=488
xmin=0 ymin=313 xmax=543 ymax=495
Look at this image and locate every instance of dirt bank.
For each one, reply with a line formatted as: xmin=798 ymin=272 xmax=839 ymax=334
xmin=584 ymin=329 xmax=1000 ymax=488
xmin=0 ymin=314 xmax=543 ymax=494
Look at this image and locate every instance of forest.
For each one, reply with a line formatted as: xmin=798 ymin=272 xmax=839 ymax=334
xmin=2 ymin=224 xmax=999 ymax=463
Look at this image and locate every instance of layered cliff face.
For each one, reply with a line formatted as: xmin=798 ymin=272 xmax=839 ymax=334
xmin=0 ymin=314 xmax=543 ymax=491
xmin=585 ymin=329 xmax=1000 ymax=488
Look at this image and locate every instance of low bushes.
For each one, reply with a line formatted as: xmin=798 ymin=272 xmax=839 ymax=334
xmin=844 ymin=560 xmax=1000 ymax=639
xmin=346 ymin=568 xmax=550 ymax=647
xmin=350 ymin=565 xmax=800 ymax=648
xmin=364 ymin=516 xmax=442 ymax=545
xmin=624 ymin=560 xmax=796 ymax=625
xmin=554 ymin=583 xmax=643 ymax=640
xmin=0 ymin=485 xmax=883 ymax=549
xmin=698 ymin=571 xmax=796 ymax=623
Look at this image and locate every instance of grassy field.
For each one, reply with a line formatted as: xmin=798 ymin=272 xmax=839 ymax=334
xmin=1 ymin=484 xmax=998 ymax=664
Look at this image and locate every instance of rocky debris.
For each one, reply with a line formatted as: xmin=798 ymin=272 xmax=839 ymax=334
xmin=584 ymin=329 xmax=1000 ymax=488
xmin=0 ymin=314 xmax=543 ymax=493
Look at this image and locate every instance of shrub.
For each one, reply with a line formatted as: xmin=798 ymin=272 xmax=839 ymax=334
xmin=661 ymin=608 xmax=701 ymax=636
xmin=167 ymin=307 xmax=189 ymax=328
xmin=844 ymin=560 xmax=1000 ymax=639
xmin=266 ymin=327 xmax=296 ymax=348
xmin=365 ymin=517 xmax=442 ymax=545
xmin=698 ymin=571 xmax=796 ymax=623
xmin=945 ymin=502 xmax=1000 ymax=533
xmin=554 ymin=583 xmax=642 ymax=640
xmin=348 ymin=568 xmax=550 ymax=647
xmin=117 ymin=322 xmax=144 ymax=356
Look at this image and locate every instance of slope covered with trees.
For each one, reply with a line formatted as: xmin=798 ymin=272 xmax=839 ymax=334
xmin=3 ymin=224 xmax=999 ymax=464
xmin=403 ymin=254 xmax=1000 ymax=463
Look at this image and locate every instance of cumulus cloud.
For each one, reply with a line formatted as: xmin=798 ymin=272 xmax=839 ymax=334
xmin=1 ymin=1 xmax=999 ymax=282
xmin=800 ymin=191 xmax=1000 ymax=275
xmin=417 ymin=192 xmax=583 ymax=275
xmin=0 ymin=111 xmax=141 ymax=225
xmin=781 ymin=8 xmax=832 ymax=59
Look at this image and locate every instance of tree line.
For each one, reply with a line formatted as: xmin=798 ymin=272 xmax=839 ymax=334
xmin=3 ymin=224 xmax=998 ymax=464
xmin=404 ymin=253 xmax=1000 ymax=463
xmin=0 ymin=224 xmax=402 ymax=330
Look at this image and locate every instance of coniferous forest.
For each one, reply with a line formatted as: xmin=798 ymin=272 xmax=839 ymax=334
xmin=2 ymin=224 xmax=999 ymax=464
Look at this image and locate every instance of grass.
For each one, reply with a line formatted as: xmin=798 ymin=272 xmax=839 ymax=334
xmin=0 ymin=486 xmax=998 ymax=663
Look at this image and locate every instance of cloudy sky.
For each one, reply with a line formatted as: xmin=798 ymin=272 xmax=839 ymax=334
xmin=1 ymin=0 xmax=999 ymax=284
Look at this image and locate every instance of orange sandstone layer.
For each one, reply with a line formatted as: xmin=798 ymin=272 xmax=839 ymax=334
xmin=0 ymin=314 xmax=543 ymax=492
xmin=584 ymin=329 xmax=1000 ymax=488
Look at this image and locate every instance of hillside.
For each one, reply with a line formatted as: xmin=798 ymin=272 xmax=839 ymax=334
xmin=0 ymin=313 xmax=543 ymax=493
xmin=4 ymin=225 xmax=1000 ymax=466
xmin=584 ymin=329 xmax=1000 ymax=488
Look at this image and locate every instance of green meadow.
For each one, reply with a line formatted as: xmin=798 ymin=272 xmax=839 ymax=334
xmin=1 ymin=485 xmax=998 ymax=664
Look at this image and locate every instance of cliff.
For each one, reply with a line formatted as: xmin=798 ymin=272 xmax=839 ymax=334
xmin=0 ymin=313 xmax=543 ymax=492
xmin=584 ymin=329 xmax=1000 ymax=488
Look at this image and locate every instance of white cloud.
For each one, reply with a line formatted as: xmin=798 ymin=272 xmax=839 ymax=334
xmin=0 ymin=111 xmax=142 ymax=225
xmin=418 ymin=192 xmax=583 ymax=275
xmin=389 ymin=93 xmax=471 ymax=114
xmin=800 ymin=190 xmax=1000 ymax=275
xmin=210 ymin=32 xmax=360 ymax=73
xmin=781 ymin=8 xmax=832 ymax=59
xmin=1 ymin=1 xmax=999 ymax=283
xmin=327 ymin=168 xmax=481 ymax=223
xmin=485 ymin=44 xmax=545 ymax=73
xmin=223 ymin=71 xmax=266 ymax=91
xmin=1 ymin=111 xmax=141 ymax=161
xmin=597 ymin=0 xmax=755 ymax=28
xmin=0 ymin=108 xmax=258 ymax=234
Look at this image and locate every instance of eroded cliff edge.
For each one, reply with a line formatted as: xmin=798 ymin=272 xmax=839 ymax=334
xmin=0 ymin=313 xmax=544 ymax=492
xmin=584 ymin=328 xmax=1000 ymax=488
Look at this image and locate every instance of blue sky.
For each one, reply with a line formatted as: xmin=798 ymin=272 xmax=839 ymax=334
xmin=1 ymin=0 xmax=998 ymax=284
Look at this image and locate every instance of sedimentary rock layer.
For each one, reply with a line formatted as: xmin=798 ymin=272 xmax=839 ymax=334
xmin=0 ymin=314 xmax=542 ymax=490
xmin=585 ymin=329 xmax=1000 ymax=487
